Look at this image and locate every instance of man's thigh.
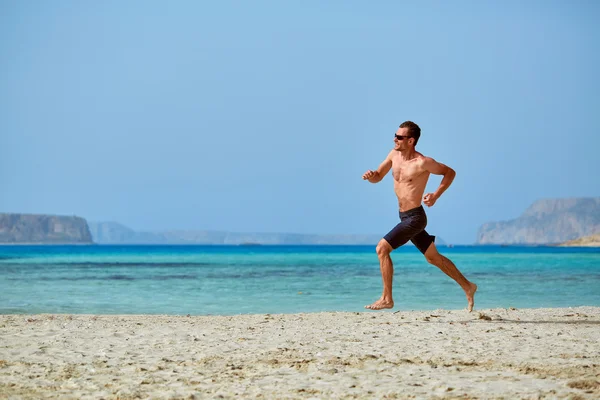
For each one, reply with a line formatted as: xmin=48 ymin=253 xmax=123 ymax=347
xmin=410 ymin=230 xmax=436 ymax=254
xmin=384 ymin=221 xmax=425 ymax=250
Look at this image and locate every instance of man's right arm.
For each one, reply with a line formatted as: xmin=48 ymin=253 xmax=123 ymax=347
xmin=362 ymin=152 xmax=393 ymax=183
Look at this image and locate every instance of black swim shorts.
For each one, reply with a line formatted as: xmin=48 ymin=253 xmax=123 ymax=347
xmin=383 ymin=205 xmax=436 ymax=254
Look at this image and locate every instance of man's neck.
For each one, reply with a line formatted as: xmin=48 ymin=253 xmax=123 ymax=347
xmin=398 ymin=148 xmax=417 ymax=161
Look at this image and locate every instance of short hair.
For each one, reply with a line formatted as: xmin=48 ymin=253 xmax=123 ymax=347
xmin=399 ymin=121 xmax=421 ymax=146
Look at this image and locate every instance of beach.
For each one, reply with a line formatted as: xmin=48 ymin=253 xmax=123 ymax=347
xmin=560 ymin=234 xmax=600 ymax=248
xmin=1 ymin=307 xmax=599 ymax=399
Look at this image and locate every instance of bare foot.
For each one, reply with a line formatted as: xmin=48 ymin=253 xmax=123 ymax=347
xmin=466 ymin=282 xmax=477 ymax=312
xmin=365 ymin=298 xmax=394 ymax=310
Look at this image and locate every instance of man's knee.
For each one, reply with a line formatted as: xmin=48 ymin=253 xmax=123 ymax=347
xmin=376 ymin=239 xmax=392 ymax=258
xmin=424 ymin=245 xmax=441 ymax=265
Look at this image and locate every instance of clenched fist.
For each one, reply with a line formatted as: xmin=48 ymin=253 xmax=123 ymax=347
xmin=362 ymin=170 xmax=377 ymax=181
xmin=423 ymin=193 xmax=438 ymax=207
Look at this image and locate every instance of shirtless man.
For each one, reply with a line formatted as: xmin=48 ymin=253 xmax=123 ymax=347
xmin=362 ymin=121 xmax=477 ymax=312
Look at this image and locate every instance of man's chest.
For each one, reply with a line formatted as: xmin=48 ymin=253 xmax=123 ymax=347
xmin=392 ymin=160 xmax=424 ymax=182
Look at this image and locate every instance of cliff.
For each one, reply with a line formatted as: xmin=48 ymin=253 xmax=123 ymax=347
xmin=476 ymin=197 xmax=600 ymax=245
xmin=0 ymin=213 xmax=94 ymax=244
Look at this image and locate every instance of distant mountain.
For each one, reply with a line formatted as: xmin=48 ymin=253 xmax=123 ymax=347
xmin=0 ymin=213 xmax=93 ymax=244
xmin=476 ymin=197 xmax=600 ymax=244
xmin=87 ymin=221 xmax=167 ymax=244
xmin=89 ymin=221 xmax=446 ymax=246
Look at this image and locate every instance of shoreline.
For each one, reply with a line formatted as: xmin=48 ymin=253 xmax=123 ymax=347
xmin=2 ymin=304 xmax=600 ymax=317
xmin=1 ymin=307 xmax=599 ymax=399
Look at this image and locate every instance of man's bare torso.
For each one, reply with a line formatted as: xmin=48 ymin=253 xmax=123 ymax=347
xmin=390 ymin=151 xmax=430 ymax=212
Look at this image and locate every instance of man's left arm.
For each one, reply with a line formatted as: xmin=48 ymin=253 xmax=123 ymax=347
xmin=422 ymin=157 xmax=456 ymax=207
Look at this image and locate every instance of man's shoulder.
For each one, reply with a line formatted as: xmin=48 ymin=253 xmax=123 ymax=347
xmin=416 ymin=152 xmax=431 ymax=162
xmin=416 ymin=154 xmax=437 ymax=171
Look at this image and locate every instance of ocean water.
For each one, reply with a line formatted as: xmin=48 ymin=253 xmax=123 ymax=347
xmin=0 ymin=245 xmax=599 ymax=315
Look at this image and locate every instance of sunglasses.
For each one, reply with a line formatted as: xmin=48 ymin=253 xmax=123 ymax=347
xmin=394 ymin=134 xmax=412 ymax=141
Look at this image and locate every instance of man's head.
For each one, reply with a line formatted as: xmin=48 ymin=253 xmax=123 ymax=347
xmin=394 ymin=121 xmax=421 ymax=150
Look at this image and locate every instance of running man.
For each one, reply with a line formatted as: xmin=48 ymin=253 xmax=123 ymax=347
xmin=362 ymin=121 xmax=477 ymax=312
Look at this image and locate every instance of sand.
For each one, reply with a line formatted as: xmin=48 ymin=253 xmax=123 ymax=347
xmin=1 ymin=307 xmax=599 ymax=399
xmin=559 ymin=234 xmax=600 ymax=247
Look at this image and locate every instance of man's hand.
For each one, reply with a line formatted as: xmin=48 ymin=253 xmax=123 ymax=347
xmin=362 ymin=170 xmax=377 ymax=181
xmin=423 ymin=193 xmax=438 ymax=207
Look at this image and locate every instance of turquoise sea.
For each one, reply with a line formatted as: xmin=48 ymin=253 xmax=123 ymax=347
xmin=1 ymin=245 xmax=599 ymax=315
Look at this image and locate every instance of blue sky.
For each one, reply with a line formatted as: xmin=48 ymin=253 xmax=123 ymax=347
xmin=1 ymin=1 xmax=599 ymax=244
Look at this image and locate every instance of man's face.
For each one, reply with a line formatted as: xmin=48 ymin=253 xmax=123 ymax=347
xmin=393 ymin=127 xmax=412 ymax=151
